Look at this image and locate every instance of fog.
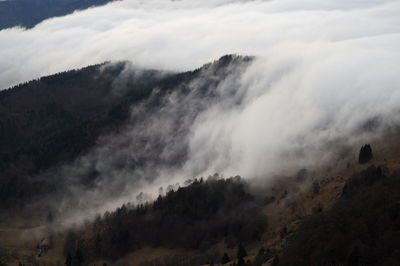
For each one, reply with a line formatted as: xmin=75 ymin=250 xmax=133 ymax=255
xmin=1 ymin=0 xmax=400 ymax=220
xmin=53 ymin=44 xmax=400 ymax=224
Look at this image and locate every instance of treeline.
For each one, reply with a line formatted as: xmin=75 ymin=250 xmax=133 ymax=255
xmin=138 ymin=244 xmax=273 ymax=266
xmin=63 ymin=176 xmax=267 ymax=265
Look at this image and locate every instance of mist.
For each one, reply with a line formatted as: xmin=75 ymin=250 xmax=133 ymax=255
xmin=47 ymin=45 xmax=400 ymax=225
xmin=1 ymin=0 xmax=400 ymax=222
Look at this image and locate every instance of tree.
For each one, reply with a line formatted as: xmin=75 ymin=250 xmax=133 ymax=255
xmin=221 ymin=253 xmax=231 ymax=264
xmin=46 ymin=211 xmax=54 ymax=223
xmin=312 ymin=181 xmax=320 ymax=195
xmin=237 ymin=257 xmax=246 ymax=266
xmin=359 ymin=144 xmax=373 ymax=164
xmin=347 ymin=247 xmax=360 ymax=265
xmin=65 ymin=253 xmax=72 ymax=266
xmin=254 ymin=247 xmax=269 ymax=266
xmin=237 ymin=244 xmax=247 ymax=259
xmin=75 ymin=246 xmax=84 ymax=266
xmin=237 ymin=244 xmax=247 ymax=266
xmin=95 ymin=233 xmax=102 ymax=255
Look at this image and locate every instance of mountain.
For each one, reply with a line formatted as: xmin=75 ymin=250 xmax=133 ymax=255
xmin=0 ymin=0 xmax=115 ymax=30
xmin=1 ymin=56 xmax=400 ymax=266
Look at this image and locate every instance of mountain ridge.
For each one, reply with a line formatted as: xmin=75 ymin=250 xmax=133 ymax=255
xmin=0 ymin=0 xmax=116 ymax=30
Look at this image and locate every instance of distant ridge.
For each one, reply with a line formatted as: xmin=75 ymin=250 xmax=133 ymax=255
xmin=0 ymin=0 xmax=116 ymax=30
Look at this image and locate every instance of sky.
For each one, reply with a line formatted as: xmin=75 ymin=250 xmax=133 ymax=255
xmin=1 ymin=0 xmax=400 ymax=220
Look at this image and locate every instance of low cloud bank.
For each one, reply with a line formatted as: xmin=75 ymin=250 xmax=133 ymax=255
xmin=0 ymin=0 xmax=399 ymax=89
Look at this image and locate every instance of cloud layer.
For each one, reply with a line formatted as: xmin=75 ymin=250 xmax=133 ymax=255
xmin=0 ymin=0 xmax=399 ymax=89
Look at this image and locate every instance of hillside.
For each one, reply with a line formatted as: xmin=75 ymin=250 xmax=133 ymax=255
xmin=74 ymin=143 xmax=400 ymax=266
xmin=4 ymin=148 xmax=400 ymax=266
xmin=0 ymin=62 xmax=158 ymax=210
xmin=1 ymin=57 xmax=400 ymax=266
xmin=3 ymin=132 xmax=400 ymax=266
xmin=63 ymin=176 xmax=266 ymax=265
xmin=0 ymin=55 xmax=252 ymax=212
xmin=0 ymin=0 xmax=115 ymax=30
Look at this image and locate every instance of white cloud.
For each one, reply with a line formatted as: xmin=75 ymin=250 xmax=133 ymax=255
xmin=186 ymin=39 xmax=400 ymax=179
xmin=0 ymin=0 xmax=399 ymax=89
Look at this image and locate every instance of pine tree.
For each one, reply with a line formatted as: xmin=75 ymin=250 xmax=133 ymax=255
xmin=237 ymin=244 xmax=247 ymax=259
xmin=75 ymin=246 xmax=84 ymax=266
xmin=95 ymin=233 xmax=102 ymax=255
xmin=237 ymin=244 xmax=247 ymax=266
xmin=359 ymin=144 xmax=373 ymax=164
xmin=221 ymin=252 xmax=231 ymax=264
xmin=65 ymin=253 xmax=72 ymax=266
xmin=46 ymin=211 xmax=54 ymax=223
xmin=254 ymin=247 xmax=267 ymax=266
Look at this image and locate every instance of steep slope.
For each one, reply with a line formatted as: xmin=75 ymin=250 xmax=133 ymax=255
xmin=0 ymin=55 xmax=252 ymax=211
xmin=0 ymin=62 xmax=157 ymax=210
